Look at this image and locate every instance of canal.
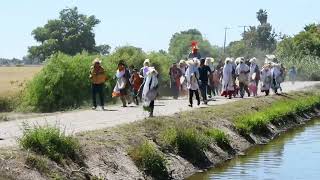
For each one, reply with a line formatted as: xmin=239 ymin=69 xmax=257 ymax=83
xmin=187 ymin=119 xmax=320 ymax=180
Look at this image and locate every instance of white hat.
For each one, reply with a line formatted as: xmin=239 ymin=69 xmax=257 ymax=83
xmin=92 ymin=58 xmax=102 ymax=64
xmin=144 ymin=59 xmax=150 ymax=65
xmin=225 ymin=57 xmax=232 ymax=64
xmin=250 ymin=57 xmax=257 ymax=63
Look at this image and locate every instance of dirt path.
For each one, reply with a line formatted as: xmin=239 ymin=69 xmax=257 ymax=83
xmin=0 ymin=81 xmax=318 ymax=147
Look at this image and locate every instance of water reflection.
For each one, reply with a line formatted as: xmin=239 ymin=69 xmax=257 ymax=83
xmin=187 ymin=119 xmax=320 ymax=180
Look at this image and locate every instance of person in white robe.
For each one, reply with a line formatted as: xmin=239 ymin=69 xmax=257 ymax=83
xmin=185 ymin=59 xmax=200 ymax=107
xmin=142 ymin=67 xmax=159 ymax=117
xmin=221 ymin=58 xmax=235 ymax=99
xmin=260 ymin=63 xmax=272 ymax=96
xmin=235 ymin=58 xmax=250 ymax=98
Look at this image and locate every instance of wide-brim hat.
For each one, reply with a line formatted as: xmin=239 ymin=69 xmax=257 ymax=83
xmin=92 ymin=58 xmax=102 ymax=65
xmin=144 ymin=59 xmax=150 ymax=65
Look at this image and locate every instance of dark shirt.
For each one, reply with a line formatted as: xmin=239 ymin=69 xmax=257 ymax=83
xmin=188 ymin=52 xmax=201 ymax=59
xmin=198 ymin=65 xmax=211 ymax=82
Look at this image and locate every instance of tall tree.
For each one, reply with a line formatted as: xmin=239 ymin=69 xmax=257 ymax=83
xmin=28 ymin=7 xmax=100 ymax=62
xmin=168 ymin=29 xmax=219 ymax=60
xmin=96 ymin=44 xmax=111 ymax=55
xmin=256 ymin=9 xmax=268 ymax=24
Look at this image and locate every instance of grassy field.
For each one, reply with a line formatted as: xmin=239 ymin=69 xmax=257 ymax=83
xmin=0 ymin=66 xmax=42 ymax=96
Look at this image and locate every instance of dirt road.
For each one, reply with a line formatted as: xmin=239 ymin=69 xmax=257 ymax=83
xmin=0 ymin=81 xmax=318 ymax=147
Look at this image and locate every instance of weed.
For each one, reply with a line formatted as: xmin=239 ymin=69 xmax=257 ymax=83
xmin=235 ymin=93 xmax=320 ymax=134
xmin=129 ymin=141 xmax=169 ymax=180
xmin=205 ymin=128 xmax=230 ymax=149
xmin=19 ymin=124 xmax=83 ymax=164
xmin=25 ymin=154 xmax=49 ymax=174
xmin=175 ymin=128 xmax=209 ymax=165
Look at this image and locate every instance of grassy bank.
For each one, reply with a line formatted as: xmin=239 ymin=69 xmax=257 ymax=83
xmin=0 ymin=89 xmax=320 ymax=180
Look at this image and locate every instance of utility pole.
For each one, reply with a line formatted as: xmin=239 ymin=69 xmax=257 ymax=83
xmin=238 ymin=25 xmax=250 ymax=35
xmin=223 ymin=27 xmax=230 ymax=55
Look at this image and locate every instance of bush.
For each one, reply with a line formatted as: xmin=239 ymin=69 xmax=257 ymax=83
xmin=175 ymin=128 xmax=209 ymax=164
xmin=0 ymin=96 xmax=15 ymax=112
xmin=205 ymin=128 xmax=230 ymax=148
xmin=129 ymin=141 xmax=169 ymax=180
xmin=21 ymin=52 xmax=115 ymax=112
xmin=19 ymin=124 xmax=83 ymax=164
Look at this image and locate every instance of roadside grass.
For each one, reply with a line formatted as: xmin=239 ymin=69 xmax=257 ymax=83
xmin=25 ymin=154 xmax=49 ymax=174
xmin=129 ymin=141 xmax=169 ymax=180
xmin=235 ymin=92 xmax=320 ymax=135
xmin=18 ymin=124 xmax=83 ymax=165
xmin=205 ymin=128 xmax=230 ymax=149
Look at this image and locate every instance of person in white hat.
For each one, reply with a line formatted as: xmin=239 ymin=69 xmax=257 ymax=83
xmin=142 ymin=67 xmax=159 ymax=117
xmin=235 ymin=57 xmax=250 ymax=98
xmin=221 ymin=58 xmax=235 ymax=99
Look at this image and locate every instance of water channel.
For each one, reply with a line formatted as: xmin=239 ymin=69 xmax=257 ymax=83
xmin=187 ymin=119 xmax=320 ymax=180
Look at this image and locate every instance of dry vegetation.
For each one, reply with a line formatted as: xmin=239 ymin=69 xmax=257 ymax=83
xmin=0 ymin=66 xmax=42 ymax=97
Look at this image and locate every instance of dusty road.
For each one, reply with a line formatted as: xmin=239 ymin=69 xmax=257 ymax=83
xmin=0 ymin=81 xmax=318 ymax=147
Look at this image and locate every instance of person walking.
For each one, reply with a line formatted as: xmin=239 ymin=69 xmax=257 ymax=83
xmin=249 ymin=57 xmax=260 ymax=96
xmin=89 ymin=58 xmax=107 ymax=110
xmin=130 ymin=68 xmax=143 ymax=105
xmin=198 ymin=58 xmax=212 ymax=104
xmin=112 ymin=61 xmax=132 ymax=107
xmin=185 ymin=59 xmax=200 ymax=107
xmin=169 ymin=63 xmax=182 ymax=99
xmin=236 ymin=58 xmax=250 ymax=98
xmin=260 ymin=63 xmax=272 ymax=96
xmin=221 ymin=58 xmax=235 ymax=99
xmin=288 ymin=66 xmax=297 ymax=84
xmin=205 ymin=57 xmax=216 ymax=98
xmin=142 ymin=67 xmax=159 ymax=117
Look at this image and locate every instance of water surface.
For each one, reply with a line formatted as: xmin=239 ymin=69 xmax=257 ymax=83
xmin=187 ymin=119 xmax=320 ymax=180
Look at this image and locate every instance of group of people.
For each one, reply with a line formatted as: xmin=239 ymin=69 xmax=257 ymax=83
xmin=89 ymin=58 xmax=159 ymax=117
xmin=89 ymin=41 xmax=292 ymax=117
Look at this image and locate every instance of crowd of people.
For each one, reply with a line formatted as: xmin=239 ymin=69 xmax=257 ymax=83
xmin=89 ymin=42 xmax=291 ymax=117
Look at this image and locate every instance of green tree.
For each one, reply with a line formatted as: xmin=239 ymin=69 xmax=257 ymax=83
xmin=256 ymin=9 xmax=268 ymax=24
xmin=28 ymin=7 xmax=100 ymax=62
xmin=168 ymin=29 xmax=219 ymax=60
xmin=96 ymin=44 xmax=111 ymax=55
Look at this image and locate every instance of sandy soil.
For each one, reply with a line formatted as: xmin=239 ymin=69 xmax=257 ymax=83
xmin=0 ymin=81 xmax=318 ymax=147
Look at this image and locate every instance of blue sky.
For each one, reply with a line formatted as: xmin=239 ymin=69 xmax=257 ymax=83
xmin=0 ymin=0 xmax=319 ymax=59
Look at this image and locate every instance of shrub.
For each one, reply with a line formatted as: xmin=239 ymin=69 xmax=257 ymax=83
xmin=205 ymin=128 xmax=230 ymax=148
xmin=129 ymin=141 xmax=169 ymax=180
xmin=0 ymin=96 xmax=15 ymax=112
xmin=21 ymin=52 xmax=115 ymax=112
xmin=175 ymin=128 xmax=209 ymax=164
xmin=159 ymin=128 xmax=177 ymax=151
xmin=19 ymin=124 xmax=82 ymax=164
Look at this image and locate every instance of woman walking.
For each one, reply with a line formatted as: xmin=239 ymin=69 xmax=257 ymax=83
xmin=221 ymin=58 xmax=235 ymax=99
xmin=112 ymin=61 xmax=132 ymax=107
xmin=142 ymin=67 xmax=159 ymax=117
xmin=185 ymin=59 xmax=200 ymax=107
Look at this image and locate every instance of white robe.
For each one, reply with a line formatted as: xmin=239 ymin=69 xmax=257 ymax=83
xmin=236 ymin=63 xmax=250 ymax=83
xmin=260 ymin=68 xmax=272 ymax=91
xmin=142 ymin=71 xmax=158 ymax=107
xmin=222 ymin=63 xmax=234 ymax=92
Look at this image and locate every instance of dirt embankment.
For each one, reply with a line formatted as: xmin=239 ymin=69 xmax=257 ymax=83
xmin=0 ymin=91 xmax=320 ymax=180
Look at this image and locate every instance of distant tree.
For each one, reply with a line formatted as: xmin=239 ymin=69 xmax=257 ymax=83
xmin=168 ymin=29 xmax=219 ymax=60
xmin=96 ymin=44 xmax=111 ymax=55
xmin=256 ymin=9 xmax=268 ymax=24
xmin=28 ymin=7 xmax=100 ymax=62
